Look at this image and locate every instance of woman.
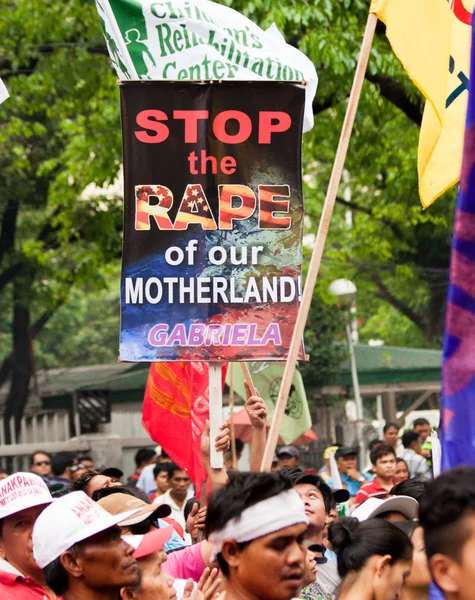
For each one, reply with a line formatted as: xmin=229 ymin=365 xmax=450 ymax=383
xmin=328 ymin=517 xmax=412 ymax=600
xmin=395 ymin=458 xmax=410 ymax=484
xmin=395 ymin=521 xmax=430 ymax=600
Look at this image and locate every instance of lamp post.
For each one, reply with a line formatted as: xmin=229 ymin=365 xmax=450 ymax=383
xmin=329 ymin=279 xmax=365 ymax=466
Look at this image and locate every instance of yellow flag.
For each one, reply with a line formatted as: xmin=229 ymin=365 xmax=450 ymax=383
xmin=370 ymin=0 xmax=473 ymax=208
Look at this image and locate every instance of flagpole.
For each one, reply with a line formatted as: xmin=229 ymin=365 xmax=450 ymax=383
xmin=260 ymin=12 xmax=378 ymax=471
xmin=228 ymin=363 xmax=238 ymax=469
xmin=209 ymin=362 xmax=224 ymax=468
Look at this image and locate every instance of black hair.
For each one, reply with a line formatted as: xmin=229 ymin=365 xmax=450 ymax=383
xmin=134 ymin=448 xmax=156 ymax=468
xmin=402 ymin=430 xmax=420 ymax=449
xmin=395 ymin=520 xmax=420 ymax=540
xmin=92 ymin=484 xmax=152 ymax=505
xmin=329 ymin=517 xmax=413 ymax=578
xmin=51 ymin=452 xmax=76 ymax=477
xmin=396 ymin=457 xmax=408 ymax=466
xmin=284 ymin=468 xmax=332 ymax=514
xmin=370 ymin=443 xmax=396 ymax=466
xmin=235 ymin=439 xmax=244 ymax=455
xmin=43 ymin=543 xmax=83 ymax=595
xmin=30 ymin=450 xmax=52 ymax=465
xmin=419 ymin=466 xmax=475 ymax=561
xmin=153 ymin=462 xmax=174 ymax=479
xmin=390 ymin=477 xmax=428 ymax=503
xmin=167 ymin=462 xmax=186 ymax=478
xmin=383 ymin=423 xmax=399 ymax=434
xmin=368 ymin=439 xmax=384 ymax=451
xmin=205 ymin=471 xmax=294 ymax=575
xmin=184 ymin=497 xmax=199 ymax=523
xmin=413 ymin=418 xmax=430 ymax=428
xmin=77 ymin=455 xmax=93 ymax=463
xmin=71 ymin=470 xmax=99 ymax=492
xmin=159 ymin=449 xmax=170 ymax=460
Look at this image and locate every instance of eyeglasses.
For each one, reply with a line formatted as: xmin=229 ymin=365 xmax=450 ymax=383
xmin=70 ymin=463 xmax=86 ymax=473
xmin=34 ymin=461 xmax=51 ymax=467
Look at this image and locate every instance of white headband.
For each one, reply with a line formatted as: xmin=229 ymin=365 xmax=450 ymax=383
xmin=209 ymin=489 xmax=309 ymax=556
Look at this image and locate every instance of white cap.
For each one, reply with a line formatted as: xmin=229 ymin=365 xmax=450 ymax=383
xmin=33 ymin=491 xmax=141 ymax=569
xmin=352 ymin=496 xmax=419 ymax=522
xmin=0 ymin=473 xmax=53 ymax=520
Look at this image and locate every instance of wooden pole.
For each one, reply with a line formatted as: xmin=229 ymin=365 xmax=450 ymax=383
xmin=240 ymin=362 xmax=258 ymax=396
xmin=209 ymin=362 xmax=224 ymax=468
xmin=260 ymin=13 xmax=378 ymax=471
xmin=228 ymin=362 xmax=238 ymax=469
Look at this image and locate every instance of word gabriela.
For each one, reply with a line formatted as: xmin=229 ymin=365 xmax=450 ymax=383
xmin=148 ymin=322 xmax=281 ymax=347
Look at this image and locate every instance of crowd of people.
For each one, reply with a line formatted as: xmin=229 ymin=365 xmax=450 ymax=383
xmin=0 ymin=393 xmax=471 ymax=600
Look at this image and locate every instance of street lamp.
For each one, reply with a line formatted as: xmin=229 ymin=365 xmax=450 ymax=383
xmin=329 ymin=279 xmax=365 ymax=465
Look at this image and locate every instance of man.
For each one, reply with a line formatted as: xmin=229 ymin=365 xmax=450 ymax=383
xmin=153 ymin=464 xmax=193 ymax=542
xmin=383 ymin=422 xmax=400 ymax=450
xmin=50 ymin=451 xmax=76 ymax=488
xmin=33 ymin=490 xmax=141 ymax=600
xmin=205 ymin=471 xmax=309 ymax=600
xmin=0 ymin=472 xmax=55 ymax=599
xmin=137 ymin=451 xmax=172 ymax=494
xmin=355 ymin=444 xmax=397 ymax=506
xmin=276 ymin=446 xmax=300 ymax=470
xmin=400 ymin=431 xmax=432 ymax=479
xmin=30 ymin=451 xmax=53 ymax=481
xmin=288 ymin=469 xmax=348 ymax=600
xmin=72 ymin=469 xmax=123 ymax=496
xmin=413 ymin=417 xmax=432 ymax=461
xmin=77 ymin=455 xmax=94 ymax=470
xmin=419 ymin=467 xmax=475 ymax=600
xmin=127 ymin=449 xmax=157 ymax=488
xmin=328 ymin=447 xmax=371 ymax=497
xmin=148 ymin=463 xmax=172 ymax=502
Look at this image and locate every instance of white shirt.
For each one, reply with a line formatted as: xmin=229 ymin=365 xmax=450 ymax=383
xmin=154 ymin=488 xmax=194 ymax=544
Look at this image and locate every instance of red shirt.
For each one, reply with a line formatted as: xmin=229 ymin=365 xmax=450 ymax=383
xmin=0 ymin=563 xmax=59 ymax=600
xmin=355 ymin=478 xmax=395 ymax=506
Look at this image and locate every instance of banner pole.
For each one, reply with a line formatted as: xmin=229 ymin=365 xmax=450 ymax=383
xmin=209 ymin=362 xmax=224 ymax=469
xmin=260 ymin=12 xmax=378 ymax=472
xmin=228 ymin=363 xmax=237 ymax=470
xmin=240 ymin=363 xmax=258 ymax=396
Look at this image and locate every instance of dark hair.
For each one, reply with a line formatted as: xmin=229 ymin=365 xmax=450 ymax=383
xmin=51 ymin=452 xmax=76 ymax=477
xmin=368 ymin=439 xmax=384 ymax=451
xmin=205 ymin=472 xmax=293 ymax=575
xmin=184 ymin=497 xmax=199 ymax=522
xmin=396 ymin=457 xmax=408 ymax=467
xmin=284 ymin=468 xmax=332 ymax=514
xmin=370 ymin=444 xmax=396 ymax=465
xmin=159 ymin=449 xmax=170 ymax=461
xmin=77 ymin=455 xmax=93 ymax=463
xmin=135 ymin=448 xmax=156 ymax=468
xmin=92 ymin=484 xmax=152 ymax=505
xmin=30 ymin=450 xmax=52 ymax=466
xmin=402 ymin=430 xmax=420 ymax=449
xmin=167 ymin=462 xmax=186 ymax=478
xmin=413 ymin=418 xmax=430 ymax=428
xmin=153 ymin=462 xmax=174 ymax=479
xmin=71 ymin=470 xmax=99 ymax=492
xmin=419 ymin=466 xmax=475 ymax=561
xmin=235 ymin=439 xmax=244 ymax=455
xmin=390 ymin=477 xmax=428 ymax=503
xmin=395 ymin=520 xmax=420 ymax=540
xmin=383 ymin=423 xmax=399 ymax=434
xmin=43 ymin=543 xmax=82 ymax=595
xmin=329 ymin=517 xmax=413 ymax=578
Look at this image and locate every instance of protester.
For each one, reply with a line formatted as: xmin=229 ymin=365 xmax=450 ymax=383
xmin=148 ymin=463 xmax=172 ymax=502
xmin=400 ymin=432 xmax=432 ymax=480
xmin=390 ymin=478 xmax=428 ymax=506
xmin=355 ymin=444 xmax=397 ymax=506
xmin=0 ymin=473 xmax=55 ymax=599
xmin=352 ymin=496 xmax=419 ymax=523
xmin=383 ymin=423 xmax=400 ymax=451
xmin=419 ymin=466 xmax=475 ymax=600
xmin=127 ymin=448 xmax=157 ymax=488
xmin=72 ymin=469 xmax=123 ymax=496
xmin=49 ymin=451 xmax=76 ymax=488
xmin=328 ymin=447 xmax=371 ymax=498
xmin=77 ymin=455 xmax=95 ymax=470
xmin=394 ymin=520 xmax=431 ymax=600
xmin=138 ymin=450 xmax=172 ymax=494
xmin=364 ymin=439 xmax=384 ymax=478
xmin=70 ymin=463 xmax=88 ymax=483
xmin=205 ymin=471 xmax=309 ymax=600
xmin=30 ymin=451 xmax=53 ymax=481
xmin=276 ymin=446 xmax=300 ymax=470
xmin=301 ymin=543 xmax=327 ymax=600
xmin=413 ymin=418 xmax=432 ymax=463
xmin=153 ymin=463 xmax=193 ymax=539
xmin=395 ymin=458 xmax=410 ymax=484
xmin=328 ymin=517 xmax=413 ymax=600
xmin=98 ymin=466 xmax=124 ymax=483
xmin=33 ymin=491 xmax=140 ymax=600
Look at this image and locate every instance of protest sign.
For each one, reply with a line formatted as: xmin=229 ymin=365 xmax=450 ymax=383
xmin=95 ymin=0 xmax=317 ymax=133
xmin=119 ymin=80 xmax=305 ymax=362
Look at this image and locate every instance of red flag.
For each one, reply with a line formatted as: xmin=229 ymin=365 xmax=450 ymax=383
xmin=142 ymin=362 xmax=227 ymax=490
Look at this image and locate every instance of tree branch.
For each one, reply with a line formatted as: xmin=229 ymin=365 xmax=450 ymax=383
xmin=335 ymin=196 xmax=406 ymax=242
xmin=371 ymin=272 xmax=426 ymax=332
xmin=365 ymin=73 xmax=423 ymax=126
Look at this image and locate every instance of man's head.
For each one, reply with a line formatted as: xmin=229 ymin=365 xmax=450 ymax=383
xmin=335 ymin=447 xmax=358 ymax=473
xmin=277 ymin=446 xmax=300 ymax=470
xmin=413 ymin=418 xmax=431 ymax=443
xmin=34 ymin=491 xmax=140 ymax=597
xmin=402 ymin=430 xmax=422 ymax=453
xmin=72 ymin=470 xmax=123 ymax=497
xmin=370 ymin=444 xmax=396 ymax=480
xmin=78 ymin=455 xmax=95 ymax=471
xmin=383 ymin=423 xmax=400 ymax=449
xmin=134 ymin=449 xmax=156 ymax=471
xmin=368 ymin=439 xmax=384 ymax=452
xmin=51 ymin=451 xmax=76 ymax=481
xmin=153 ymin=463 xmax=171 ymax=495
xmin=30 ymin=451 xmax=53 ymax=479
xmin=419 ymin=466 xmax=475 ymax=600
xmin=168 ymin=464 xmax=191 ymax=501
xmin=285 ymin=469 xmax=332 ymax=533
xmin=205 ymin=472 xmax=308 ymax=600
xmin=0 ymin=473 xmax=53 ymax=581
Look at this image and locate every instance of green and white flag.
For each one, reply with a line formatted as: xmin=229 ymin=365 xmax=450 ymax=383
xmin=228 ymin=362 xmax=312 ymax=445
xmin=95 ymin=0 xmax=318 ymax=132
xmin=0 ymin=79 xmax=9 ymax=104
